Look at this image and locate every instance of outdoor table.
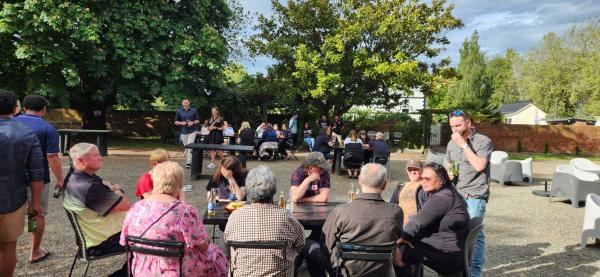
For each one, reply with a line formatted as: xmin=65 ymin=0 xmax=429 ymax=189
xmin=184 ymin=143 xmax=254 ymax=180
xmin=203 ymin=201 xmax=344 ymax=240
xmin=58 ymin=129 xmax=112 ymax=156
xmin=532 ymin=181 xmax=551 ymax=197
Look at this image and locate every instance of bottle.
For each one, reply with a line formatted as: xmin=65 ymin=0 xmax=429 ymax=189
xmin=28 ymin=211 xmax=37 ymax=232
xmin=278 ymin=192 xmax=286 ymax=209
xmin=52 ymin=187 xmax=64 ymax=199
xmin=207 ymin=190 xmax=216 ymax=216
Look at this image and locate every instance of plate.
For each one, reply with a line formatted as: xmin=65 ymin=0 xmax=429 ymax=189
xmin=224 ymin=202 xmax=245 ymax=213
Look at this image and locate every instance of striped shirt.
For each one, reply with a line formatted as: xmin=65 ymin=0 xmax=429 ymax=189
xmin=224 ymin=203 xmax=304 ymax=277
xmin=445 ymin=131 xmax=493 ymax=199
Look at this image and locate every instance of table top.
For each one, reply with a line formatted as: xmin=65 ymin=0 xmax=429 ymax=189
xmin=184 ymin=143 xmax=254 ymax=151
xmin=203 ymin=202 xmax=344 ymax=228
xmin=58 ymin=129 xmax=112 ymax=133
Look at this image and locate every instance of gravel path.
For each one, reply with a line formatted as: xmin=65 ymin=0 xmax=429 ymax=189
xmin=14 ymin=150 xmax=600 ymax=276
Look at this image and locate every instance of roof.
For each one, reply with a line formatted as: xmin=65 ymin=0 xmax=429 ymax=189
xmin=495 ymin=101 xmax=532 ymax=115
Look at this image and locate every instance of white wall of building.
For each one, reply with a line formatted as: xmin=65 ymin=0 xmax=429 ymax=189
xmin=504 ymin=104 xmax=547 ymax=125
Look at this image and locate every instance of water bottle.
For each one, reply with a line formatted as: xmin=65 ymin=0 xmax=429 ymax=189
xmin=28 ymin=211 xmax=37 ymax=232
xmin=52 ymin=187 xmax=64 ymax=199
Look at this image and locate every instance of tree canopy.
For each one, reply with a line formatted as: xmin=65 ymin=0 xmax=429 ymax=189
xmin=0 ymin=0 xmax=234 ymax=128
xmin=248 ymin=0 xmax=462 ymax=116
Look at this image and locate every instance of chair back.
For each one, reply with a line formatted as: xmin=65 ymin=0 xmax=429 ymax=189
xmin=335 ymin=242 xmax=396 ymax=277
xmin=425 ymin=150 xmax=447 ymax=166
xmin=227 ymin=241 xmax=287 ymax=277
xmin=490 ymin=151 xmax=508 ymax=164
xmin=125 ymin=236 xmax=185 ymax=277
xmin=570 ymin=158 xmax=600 ymax=173
xmin=464 ymin=217 xmax=484 ymax=277
xmin=371 ymin=151 xmax=390 ymax=165
xmin=64 ymin=208 xmax=89 ymax=261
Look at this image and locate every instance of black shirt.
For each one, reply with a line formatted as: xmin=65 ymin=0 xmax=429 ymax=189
xmin=313 ymin=134 xmax=331 ymax=153
xmin=206 ymin=174 xmax=247 ymax=200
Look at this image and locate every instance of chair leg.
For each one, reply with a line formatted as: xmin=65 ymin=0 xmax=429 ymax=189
xmin=83 ymin=261 xmax=90 ymax=277
xmin=68 ymin=254 xmax=77 ymax=277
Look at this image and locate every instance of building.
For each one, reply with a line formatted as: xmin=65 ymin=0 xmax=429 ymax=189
xmin=496 ymin=101 xmax=547 ymax=125
xmin=545 ymin=118 xmax=596 ymax=126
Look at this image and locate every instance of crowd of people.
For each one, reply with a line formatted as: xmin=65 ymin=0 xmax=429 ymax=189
xmin=0 ymin=89 xmax=493 ymax=277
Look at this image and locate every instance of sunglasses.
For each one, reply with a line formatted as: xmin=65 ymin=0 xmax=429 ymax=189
xmin=449 ymin=110 xmax=466 ymax=117
xmin=407 ymin=167 xmax=421 ymax=172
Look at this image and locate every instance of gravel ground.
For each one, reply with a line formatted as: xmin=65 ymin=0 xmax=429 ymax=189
xmin=14 ymin=150 xmax=600 ymax=277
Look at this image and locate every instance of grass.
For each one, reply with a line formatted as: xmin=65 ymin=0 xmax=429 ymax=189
xmin=508 ymin=152 xmax=600 ymax=161
xmin=110 ymin=137 xmax=179 ymax=150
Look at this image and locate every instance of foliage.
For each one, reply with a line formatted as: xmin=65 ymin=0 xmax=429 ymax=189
xmin=248 ymin=0 xmax=462 ymax=117
xmin=343 ymin=110 xmax=423 ymax=148
xmin=544 ymin=141 xmax=549 ymax=154
xmin=0 ymin=0 xmax=235 ymax=128
xmin=517 ymin=140 xmax=522 ymax=153
xmin=486 ymin=49 xmax=522 ymax=106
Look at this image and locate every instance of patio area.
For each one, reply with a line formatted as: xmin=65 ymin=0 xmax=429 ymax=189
xmin=14 ymin=149 xmax=600 ymax=277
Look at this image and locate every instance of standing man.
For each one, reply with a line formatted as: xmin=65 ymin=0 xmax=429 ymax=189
xmin=289 ymin=113 xmax=298 ymax=146
xmin=174 ymin=98 xmax=200 ymax=168
xmin=14 ymin=94 xmax=64 ymax=263
xmin=0 ymin=89 xmax=45 ymax=276
xmin=445 ymin=110 xmax=493 ymax=277
xmin=301 ymin=163 xmax=403 ymax=276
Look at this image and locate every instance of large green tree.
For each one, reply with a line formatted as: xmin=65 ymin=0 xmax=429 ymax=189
xmin=248 ymin=0 xmax=462 ymax=116
xmin=0 ymin=0 xmax=234 ymax=128
xmin=486 ymin=48 xmax=521 ymax=106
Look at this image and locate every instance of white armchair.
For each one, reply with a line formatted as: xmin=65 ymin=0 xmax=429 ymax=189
xmin=581 ymin=193 xmax=600 ymax=246
xmin=550 ymin=165 xmax=600 ymax=208
xmin=570 ymin=158 xmax=600 ymax=175
xmin=520 ymin=157 xmax=533 ymax=184
xmin=426 ymin=150 xmax=447 ymax=166
xmin=490 ymin=151 xmax=508 ymax=182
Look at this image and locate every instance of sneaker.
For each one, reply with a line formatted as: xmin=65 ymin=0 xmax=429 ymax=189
xmin=185 ymin=163 xmax=190 ymax=168
xmin=207 ymin=162 xmax=216 ymax=169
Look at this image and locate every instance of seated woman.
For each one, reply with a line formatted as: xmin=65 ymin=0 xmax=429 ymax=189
xmin=259 ymin=123 xmax=279 ymax=159
xmin=303 ymin=122 xmax=315 ymax=151
xmin=238 ymin=121 xmax=255 ymax=146
xmin=135 ymin=148 xmax=186 ymax=201
xmin=389 ymin=159 xmax=422 ymax=225
xmin=278 ymin=123 xmax=293 ymax=160
xmin=206 ymin=156 xmax=247 ymax=201
xmin=359 ymin=130 xmax=372 ymax=162
xmin=394 ymin=163 xmax=470 ymax=277
xmin=313 ymin=127 xmax=333 ymax=160
xmin=223 ymin=121 xmax=235 ymax=137
xmin=343 ymin=129 xmax=363 ymax=177
xmin=120 ymin=161 xmax=228 ymax=277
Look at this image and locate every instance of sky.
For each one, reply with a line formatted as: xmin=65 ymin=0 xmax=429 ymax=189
xmin=237 ymin=0 xmax=600 ymax=74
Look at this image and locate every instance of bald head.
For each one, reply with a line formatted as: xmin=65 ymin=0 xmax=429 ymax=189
xmin=359 ymin=163 xmax=387 ymax=192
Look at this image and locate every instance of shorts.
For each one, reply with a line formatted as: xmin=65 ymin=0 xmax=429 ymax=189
xmin=0 ymin=204 xmax=26 ymax=242
xmin=28 ymin=183 xmax=50 ymax=216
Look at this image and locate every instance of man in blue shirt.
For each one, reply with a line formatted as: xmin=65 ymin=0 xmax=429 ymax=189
xmin=14 ymin=94 xmax=64 ymax=263
xmin=174 ymin=98 xmax=200 ymax=168
xmin=0 ymin=89 xmax=44 ymax=276
xmin=369 ymin=132 xmax=389 ymax=152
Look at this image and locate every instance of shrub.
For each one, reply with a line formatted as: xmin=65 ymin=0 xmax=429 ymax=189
xmin=517 ymin=140 xmax=523 ymax=153
xmin=544 ymin=141 xmax=549 ymax=154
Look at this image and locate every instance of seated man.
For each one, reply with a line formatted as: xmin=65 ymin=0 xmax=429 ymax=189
xmin=369 ymin=132 xmax=389 ymax=153
xmin=290 ymin=152 xmax=331 ymax=203
xmin=302 ymin=163 xmax=403 ymax=277
xmin=225 ymin=166 xmax=304 ymax=277
xmin=63 ymin=143 xmax=131 ymax=277
xmin=389 ymin=159 xmax=422 ymax=225
xmin=313 ymin=127 xmax=334 ymax=160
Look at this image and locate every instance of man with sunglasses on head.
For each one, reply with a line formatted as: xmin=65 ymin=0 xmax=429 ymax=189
xmin=445 ymin=110 xmax=493 ymax=277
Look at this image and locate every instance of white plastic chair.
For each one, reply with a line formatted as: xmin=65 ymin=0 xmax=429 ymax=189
xmin=520 ymin=157 xmax=533 ymax=184
xmin=581 ymin=193 xmax=600 ymax=246
xmin=570 ymin=158 xmax=600 ymax=175
xmin=425 ymin=150 xmax=446 ymax=166
xmin=497 ymin=160 xmax=523 ymax=186
xmin=490 ymin=151 xmax=508 ymax=182
xmin=550 ymin=165 xmax=600 ymax=207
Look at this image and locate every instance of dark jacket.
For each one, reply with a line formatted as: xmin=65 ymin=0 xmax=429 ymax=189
xmin=0 ymin=118 xmax=45 ymax=213
xmin=239 ymin=127 xmax=255 ymax=146
xmin=402 ymin=183 xmax=470 ymax=255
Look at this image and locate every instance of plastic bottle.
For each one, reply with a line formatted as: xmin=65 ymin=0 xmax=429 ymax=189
xmin=28 ymin=211 xmax=37 ymax=232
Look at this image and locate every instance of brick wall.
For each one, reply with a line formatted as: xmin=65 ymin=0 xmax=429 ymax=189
xmin=440 ymin=123 xmax=600 ymax=154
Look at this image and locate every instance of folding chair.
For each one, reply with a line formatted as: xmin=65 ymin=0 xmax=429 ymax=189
xmin=226 ymin=241 xmax=287 ymax=276
xmin=371 ymin=150 xmax=391 ymax=180
xmin=335 ymin=242 xmax=396 ymax=277
xmin=125 ymin=236 xmax=185 ymax=277
xmin=64 ymin=209 xmax=126 ymax=277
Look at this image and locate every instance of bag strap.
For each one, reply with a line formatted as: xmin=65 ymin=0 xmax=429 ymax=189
xmin=138 ymin=201 xmax=182 ymax=238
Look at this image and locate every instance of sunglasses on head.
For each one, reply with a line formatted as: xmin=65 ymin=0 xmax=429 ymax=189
xmin=449 ymin=110 xmax=466 ymax=117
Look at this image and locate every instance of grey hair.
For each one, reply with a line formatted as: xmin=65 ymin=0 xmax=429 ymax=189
xmin=359 ymin=163 xmax=387 ymax=189
xmin=70 ymin=143 xmax=98 ymax=165
xmin=375 ymin=132 xmax=384 ymax=139
xmin=245 ymin=166 xmax=277 ymax=203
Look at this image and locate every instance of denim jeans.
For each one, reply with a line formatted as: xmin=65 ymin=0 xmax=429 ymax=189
xmin=465 ymin=198 xmax=486 ymax=277
xmin=304 ymin=137 xmax=315 ymax=151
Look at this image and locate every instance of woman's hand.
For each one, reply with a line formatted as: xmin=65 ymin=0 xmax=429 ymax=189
xmin=221 ymin=168 xmax=234 ymax=179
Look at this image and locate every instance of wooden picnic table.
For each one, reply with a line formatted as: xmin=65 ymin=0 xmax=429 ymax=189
xmin=58 ymin=129 xmax=112 ymax=156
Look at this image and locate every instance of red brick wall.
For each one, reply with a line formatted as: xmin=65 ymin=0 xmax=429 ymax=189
xmin=440 ymin=123 xmax=600 ymax=154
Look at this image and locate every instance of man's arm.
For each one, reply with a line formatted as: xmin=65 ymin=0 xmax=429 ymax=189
xmin=462 ymin=146 xmax=488 ymax=172
xmin=320 ymin=207 xmax=341 ymax=261
xmin=28 ymin=136 xmax=45 ymax=217
xmin=47 ymin=153 xmax=64 ymax=187
xmin=297 ymin=188 xmax=330 ymax=203
xmin=290 ymin=173 xmax=317 ymax=202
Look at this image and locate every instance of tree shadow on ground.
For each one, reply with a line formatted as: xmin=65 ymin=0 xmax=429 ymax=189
xmin=484 ymin=243 xmax=600 ymax=276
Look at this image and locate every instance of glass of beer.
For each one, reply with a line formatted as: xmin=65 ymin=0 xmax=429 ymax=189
xmin=347 ymin=183 xmax=356 ymax=203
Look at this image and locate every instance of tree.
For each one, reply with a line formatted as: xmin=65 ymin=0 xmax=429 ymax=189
xmin=486 ymin=48 xmax=521 ymax=106
xmin=444 ymin=31 xmax=491 ymax=109
xmin=0 ymin=1 xmax=234 ymax=128
xmin=248 ymin=0 xmax=462 ymax=117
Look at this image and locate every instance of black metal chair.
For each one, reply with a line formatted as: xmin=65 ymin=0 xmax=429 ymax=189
xmin=392 ymin=132 xmax=403 ymax=149
xmin=125 ymin=236 xmax=185 ymax=277
xmin=226 ymin=240 xmax=287 ymax=277
xmin=370 ymin=150 xmax=391 ymax=179
xmin=343 ymin=143 xmax=365 ymax=177
xmin=335 ymin=242 xmax=397 ymax=277
xmin=64 ymin=209 xmax=126 ymax=277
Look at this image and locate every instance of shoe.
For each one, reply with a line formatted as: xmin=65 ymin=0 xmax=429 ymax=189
xmin=185 ymin=163 xmax=190 ymax=168
xmin=29 ymin=250 xmax=51 ymax=264
xmin=207 ymin=162 xmax=216 ymax=169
